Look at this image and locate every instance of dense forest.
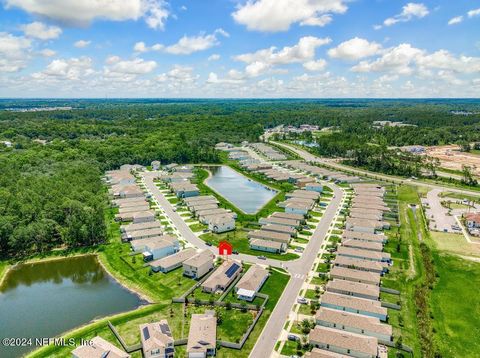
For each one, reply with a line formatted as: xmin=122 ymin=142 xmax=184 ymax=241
xmin=1 ymin=99 xmax=480 ymax=259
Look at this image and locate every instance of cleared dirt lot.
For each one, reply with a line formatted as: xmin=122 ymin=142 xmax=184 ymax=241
xmin=426 ymin=145 xmax=480 ymax=175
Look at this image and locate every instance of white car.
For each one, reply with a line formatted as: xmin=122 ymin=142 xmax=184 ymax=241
xmin=297 ymin=297 xmax=308 ymax=304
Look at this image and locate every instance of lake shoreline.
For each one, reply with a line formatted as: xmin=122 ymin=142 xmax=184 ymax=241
xmin=0 ymin=252 xmax=153 ymax=305
xmin=203 ymin=165 xmax=278 ymax=215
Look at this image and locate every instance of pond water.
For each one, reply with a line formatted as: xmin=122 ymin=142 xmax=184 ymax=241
xmin=205 ymin=166 xmax=277 ymax=214
xmin=0 ymin=255 xmax=141 ymax=358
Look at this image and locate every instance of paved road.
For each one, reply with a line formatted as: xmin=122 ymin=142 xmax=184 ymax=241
xmin=274 ymin=141 xmax=480 ymax=198
xmin=249 ymin=185 xmax=344 ymax=358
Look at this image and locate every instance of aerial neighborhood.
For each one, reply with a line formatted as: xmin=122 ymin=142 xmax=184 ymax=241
xmin=65 ymin=136 xmax=409 ymax=358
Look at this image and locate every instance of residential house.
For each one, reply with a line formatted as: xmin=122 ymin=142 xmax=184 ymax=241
xmin=305 ymin=183 xmax=324 ymax=193
xmin=123 ymin=227 xmax=164 ymax=242
xmin=320 ymin=292 xmax=388 ymax=321
xmin=131 ymin=235 xmax=179 ymax=260
xmin=199 ymin=211 xmax=235 ymax=225
xmin=316 ymin=307 xmax=393 ymax=343
xmin=261 ymin=224 xmax=297 ymax=237
xmin=249 ymin=239 xmax=286 ymax=253
xmin=337 ymin=247 xmax=391 ymax=264
xmin=132 ymin=211 xmax=155 ymax=224
xmin=202 ymin=260 xmax=242 ymax=293
xmin=208 ymin=215 xmax=235 ymax=233
xmin=183 ymin=250 xmax=215 ymax=279
xmin=271 ymin=211 xmax=305 ymax=222
xmin=259 ymin=216 xmax=300 ymax=228
xmin=150 ymin=248 xmax=196 ymax=273
xmin=72 ymin=336 xmax=130 ymax=358
xmin=326 ymin=279 xmax=380 ymax=301
xmin=342 ymin=239 xmax=383 ymax=252
xmin=235 ymin=264 xmax=269 ymax=301
xmin=341 ymin=231 xmax=387 ymax=244
xmin=140 ymin=320 xmax=174 ymax=358
xmin=330 ymin=266 xmax=381 ymax=286
xmin=187 ymin=311 xmax=217 ymax=358
xmin=345 ymin=218 xmax=390 ymax=234
xmin=121 ymin=221 xmax=162 ymax=234
xmin=247 ymin=230 xmax=291 ymax=244
xmin=333 ymin=256 xmax=388 ymax=275
xmin=308 ymin=326 xmax=378 ymax=358
xmin=285 ymin=201 xmax=311 ymax=216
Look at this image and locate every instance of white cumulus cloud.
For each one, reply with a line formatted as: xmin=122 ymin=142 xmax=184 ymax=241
xmin=104 ymin=57 xmax=157 ymax=76
xmin=6 ymin=0 xmax=170 ymax=30
xmin=328 ymin=37 xmax=382 ymax=61
xmin=448 ymin=16 xmax=463 ymax=25
xmin=232 ymin=0 xmax=347 ymax=32
xmin=376 ymin=3 xmax=429 ymax=29
xmin=74 ymin=40 xmax=91 ymax=48
xmin=208 ymin=54 xmax=220 ymax=61
xmin=21 ymin=22 xmax=62 ymax=40
xmin=303 ymin=59 xmax=327 ymax=71
xmin=133 ymin=29 xmax=228 ymax=55
xmin=0 ymin=32 xmax=31 ymax=72
xmin=468 ymin=8 xmax=480 ymax=18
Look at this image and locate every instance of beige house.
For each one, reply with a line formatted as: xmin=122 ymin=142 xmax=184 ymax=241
xmin=249 ymin=238 xmax=286 ymax=253
xmin=330 ymin=266 xmax=381 ymax=286
xmin=140 ymin=320 xmax=174 ymax=358
xmin=235 ymin=264 xmax=269 ymax=301
xmin=316 ymin=307 xmax=393 ymax=343
xmin=326 ymin=279 xmax=380 ymax=301
xmin=247 ymin=230 xmax=291 ymax=244
xmin=202 ymin=260 xmax=242 ymax=293
xmin=150 ymin=248 xmax=196 ymax=273
xmin=187 ymin=311 xmax=217 ymax=358
xmin=72 ymin=336 xmax=130 ymax=358
xmin=183 ymin=250 xmax=215 ymax=279
xmin=309 ymin=326 xmax=378 ymax=358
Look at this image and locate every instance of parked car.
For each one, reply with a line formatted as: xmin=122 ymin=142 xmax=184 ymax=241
xmin=297 ymin=297 xmax=308 ymax=304
xmin=257 ymin=255 xmax=267 ymax=260
xmin=206 ymin=242 xmax=212 ymax=246
xmin=202 ymin=229 xmax=210 ymax=233
xmin=287 ymin=334 xmax=299 ymax=342
xmin=294 ymin=247 xmax=304 ymax=253
xmin=232 ymin=250 xmax=239 ymax=255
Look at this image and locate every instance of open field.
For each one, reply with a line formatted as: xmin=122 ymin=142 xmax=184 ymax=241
xmin=430 ymin=253 xmax=480 ymax=357
xmin=430 ymin=231 xmax=480 ymax=258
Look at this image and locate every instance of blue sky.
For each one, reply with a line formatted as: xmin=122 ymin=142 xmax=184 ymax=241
xmin=0 ymin=0 xmax=479 ymax=97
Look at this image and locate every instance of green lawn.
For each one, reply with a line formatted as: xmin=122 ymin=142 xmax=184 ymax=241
xmin=199 ymin=231 xmax=300 ymax=261
xmin=430 ymin=253 xmax=480 ymax=357
xmin=430 ymin=231 xmax=480 ymax=257
xmin=188 ymin=222 xmax=207 ymax=232
xmin=381 ymin=185 xmax=427 ymax=357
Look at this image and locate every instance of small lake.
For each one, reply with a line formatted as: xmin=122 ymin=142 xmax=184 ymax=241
xmin=205 ymin=166 xmax=277 ymax=214
xmin=0 ymin=255 xmax=141 ymax=358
